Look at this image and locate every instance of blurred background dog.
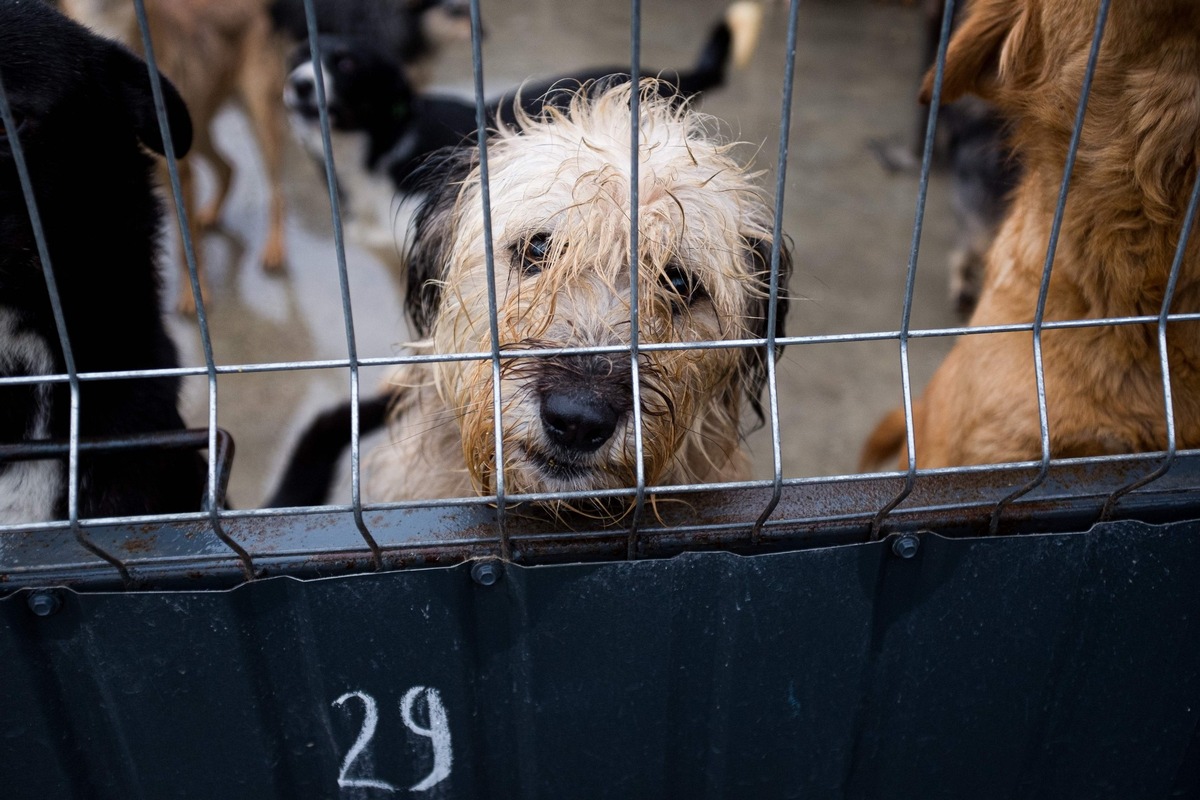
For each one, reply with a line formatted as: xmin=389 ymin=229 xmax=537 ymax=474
xmin=62 ymin=0 xmax=290 ymax=314
xmin=270 ymin=0 xmax=474 ymax=89
xmin=871 ymin=0 xmax=1019 ymax=318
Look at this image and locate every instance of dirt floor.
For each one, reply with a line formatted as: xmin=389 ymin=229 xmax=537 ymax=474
xmin=163 ymin=0 xmax=963 ymax=508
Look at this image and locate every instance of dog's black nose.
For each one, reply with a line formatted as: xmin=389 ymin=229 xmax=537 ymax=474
xmin=292 ymin=77 xmax=314 ymax=102
xmin=541 ymin=390 xmax=620 ymax=453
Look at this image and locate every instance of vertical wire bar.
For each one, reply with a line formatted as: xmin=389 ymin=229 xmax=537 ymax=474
xmin=750 ymin=0 xmax=801 ymax=543
xmin=132 ymin=0 xmax=255 ymax=580
xmin=1098 ymin=169 xmax=1200 ymax=519
xmin=868 ymin=0 xmax=956 ymax=540
xmin=988 ymin=0 xmax=1110 ymax=536
xmin=0 ymin=73 xmax=131 ymax=584
xmin=300 ymin=0 xmax=384 ymax=568
xmin=624 ymin=0 xmax=648 ymax=561
xmin=468 ymin=0 xmax=510 ymax=560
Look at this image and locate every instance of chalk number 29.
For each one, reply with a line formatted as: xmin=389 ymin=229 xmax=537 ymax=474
xmin=333 ymin=687 xmax=452 ymax=793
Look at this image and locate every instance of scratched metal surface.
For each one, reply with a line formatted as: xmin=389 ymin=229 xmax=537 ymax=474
xmin=2 ymin=519 xmax=1199 ymax=799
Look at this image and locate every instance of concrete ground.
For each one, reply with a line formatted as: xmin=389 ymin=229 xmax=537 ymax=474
xmin=164 ymin=0 xmax=962 ymax=508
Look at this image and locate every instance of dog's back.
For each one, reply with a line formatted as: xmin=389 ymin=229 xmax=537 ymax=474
xmin=1 ymin=2 xmax=206 ymax=520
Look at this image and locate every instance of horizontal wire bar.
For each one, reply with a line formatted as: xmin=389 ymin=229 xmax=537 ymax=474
xmin=4 ymin=447 xmax=1197 ymax=536
xmin=3 ymin=312 xmax=1196 ymax=387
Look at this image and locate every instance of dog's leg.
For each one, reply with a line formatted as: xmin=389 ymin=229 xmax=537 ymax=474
xmin=267 ymin=393 xmax=392 ymax=507
xmin=192 ymin=127 xmax=234 ymax=232
xmin=172 ymin=158 xmax=210 ymax=315
xmin=237 ymin=24 xmax=288 ymax=273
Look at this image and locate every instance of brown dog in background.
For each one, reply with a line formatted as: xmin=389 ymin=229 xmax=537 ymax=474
xmin=861 ymin=0 xmax=1200 ymax=470
xmin=63 ymin=0 xmax=289 ymax=315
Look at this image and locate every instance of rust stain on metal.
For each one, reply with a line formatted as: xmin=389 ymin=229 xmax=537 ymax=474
xmin=121 ymin=535 xmax=159 ymax=554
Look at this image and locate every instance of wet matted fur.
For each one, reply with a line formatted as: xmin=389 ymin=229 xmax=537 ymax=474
xmin=860 ymin=0 xmax=1200 ymax=470
xmin=367 ymin=81 xmax=792 ymax=510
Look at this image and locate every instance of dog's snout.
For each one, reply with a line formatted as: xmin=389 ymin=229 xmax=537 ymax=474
xmin=291 ymin=76 xmax=314 ymax=102
xmin=541 ymin=390 xmax=620 ymax=453
xmin=284 ymin=61 xmax=322 ymax=115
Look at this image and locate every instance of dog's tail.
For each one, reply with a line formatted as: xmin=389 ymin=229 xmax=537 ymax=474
xmin=857 ymin=405 xmax=912 ymax=472
xmin=266 ymin=393 xmax=391 ymax=508
xmin=673 ymin=2 xmax=764 ymax=96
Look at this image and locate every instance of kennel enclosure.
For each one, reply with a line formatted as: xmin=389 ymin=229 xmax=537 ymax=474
xmin=2 ymin=0 xmax=1200 ymax=796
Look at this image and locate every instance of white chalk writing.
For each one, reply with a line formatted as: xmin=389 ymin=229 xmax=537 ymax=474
xmin=331 ymin=687 xmax=453 ymax=794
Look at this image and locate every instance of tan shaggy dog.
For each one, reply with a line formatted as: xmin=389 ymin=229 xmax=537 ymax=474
xmin=861 ymin=0 xmax=1200 ymax=470
xmin=365 ymin=81 xmax=791 ymax=506
xmin=62 ymin=0 xmax=289 ymax=314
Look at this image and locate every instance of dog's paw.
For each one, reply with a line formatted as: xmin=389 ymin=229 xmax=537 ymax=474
xmin=194 ymin=203 xmax=223 ymax=232
xmin=175 ymin=282 xmax=209 ymax=316
xmin=260 ymin=233 xmax=287 ymax=273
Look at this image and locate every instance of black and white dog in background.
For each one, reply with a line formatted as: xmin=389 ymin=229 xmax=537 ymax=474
xmin=281 ymin=2 xmax=762 ymax=276
xmin=270 ymin=0 xmax=474 ymax=90
xmin=0 ymin=2 xmax=206 ymax=524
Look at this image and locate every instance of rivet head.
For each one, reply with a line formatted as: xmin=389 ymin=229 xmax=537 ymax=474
xmin=27 ymin=590 xmax=63 ymax=617
xmin=891 ymin=533 xmax=920 ymax=559
xmin=471 ymin=561 xmax=501 ymax=587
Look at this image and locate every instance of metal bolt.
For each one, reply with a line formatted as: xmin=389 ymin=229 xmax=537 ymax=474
xmin=27 ymin=590 xmax=62 ymax=617
xmin=891 ymin=533 xmax=920 ymax=559
xmin=471 ymin=560 xmax=502 ymax=587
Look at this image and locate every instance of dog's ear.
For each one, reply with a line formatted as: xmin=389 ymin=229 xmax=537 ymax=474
xmin=920 ymin=0 xmax=1040 ymax=105
xmin=738 ymin=234 xmax=792 ymax=427
xmin=108 ymin=43 xmax=194 ymax=158
xmin=404 ymin=145 xmax=478 ymax=336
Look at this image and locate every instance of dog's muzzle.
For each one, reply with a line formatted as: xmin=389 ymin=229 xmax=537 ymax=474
xmin=283 ymin=63 xmax=324 ymax=122
xmin=531 ymin=355 xmax=634 ymax=465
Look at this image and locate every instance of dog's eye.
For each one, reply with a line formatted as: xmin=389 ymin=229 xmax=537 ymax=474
xmin=334 ymin=55 xmax=357 ymax=73
xmin=661 ymin=263 xmax=705 ymax=310
xmin=514 ymin=232 xmax=553 ymax=276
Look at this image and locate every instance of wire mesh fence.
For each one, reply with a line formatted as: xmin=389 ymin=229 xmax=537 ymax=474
xmin=2 ymin=0 xmax=1199 ymax=590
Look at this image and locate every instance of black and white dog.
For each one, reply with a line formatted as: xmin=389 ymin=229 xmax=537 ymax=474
xmin=0 ymin=2 xmax=206 ymax=524
xmin=281 ymin=2 xmax=761 ymax=274
xmin=270 ymin=0 xmax=474 ymax=90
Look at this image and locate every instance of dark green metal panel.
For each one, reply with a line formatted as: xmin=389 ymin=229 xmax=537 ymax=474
xmin=2 ymin=520 xmax=1198 ymax=799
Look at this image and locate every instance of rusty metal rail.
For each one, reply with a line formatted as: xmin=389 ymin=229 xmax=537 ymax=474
xmin=3 ymin=450 xmax=1199 ymax=591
